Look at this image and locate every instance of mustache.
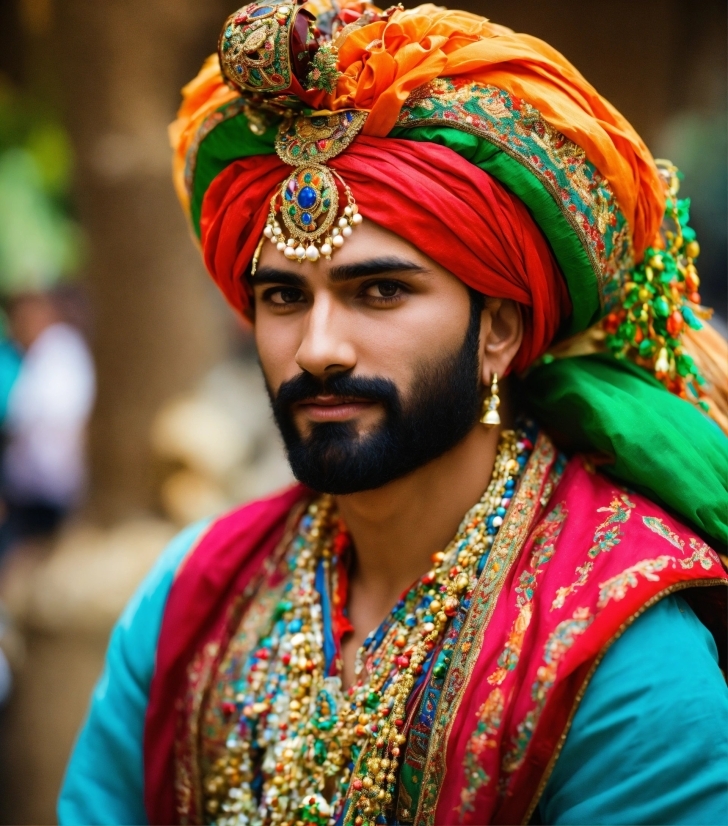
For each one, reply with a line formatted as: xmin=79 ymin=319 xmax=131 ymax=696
xmin=273 ymin=370 xmax=401 ymax=411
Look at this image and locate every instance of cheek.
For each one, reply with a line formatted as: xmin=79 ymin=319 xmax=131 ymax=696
xmin=254 ymin=315 xmax=302 ymax=390
xmin=354 ymin=294 xmax=472 ymax=384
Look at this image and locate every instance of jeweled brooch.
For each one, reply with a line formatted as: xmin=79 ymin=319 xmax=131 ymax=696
xmin=259 ymin=110 xmax=367 ymax=266
xmin=218 ymin=1 xmax=370 ymax=269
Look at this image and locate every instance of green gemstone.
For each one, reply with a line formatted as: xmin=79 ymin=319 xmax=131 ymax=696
xmin=289 ymin=205 xmax=296 ymax=216
xmin=314 ymin=738 xmax=327 ymax=765
xmin=304 ymin=172 xmax=312 ymax=183
xmin=365 ymin=691 xmax=379 ymax=710
xmin=654 ymin=296 xmax=670 ymax=317
xmin=638 ymin=339 xmax=655 ymax=358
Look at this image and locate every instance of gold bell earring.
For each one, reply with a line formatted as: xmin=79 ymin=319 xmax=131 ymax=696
xmin=481 ymin=373 xmax=501 ymax=427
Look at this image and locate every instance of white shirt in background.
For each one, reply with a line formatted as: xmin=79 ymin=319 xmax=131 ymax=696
xmin=3 ymin=322 xmax=96 ymax=508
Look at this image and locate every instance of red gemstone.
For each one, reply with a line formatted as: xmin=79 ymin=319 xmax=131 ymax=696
xmin=396 ymin=656 xmax=410 ymax=669
xmin=666 ymin=310 xmax=684 ymax=337
xmin=353 ymin=779 xmax=363 ymax=791
xmin=289 ymin=9 xmax=318 ymax=84
xmin=222 ymin=702 xmax=236 ymax=717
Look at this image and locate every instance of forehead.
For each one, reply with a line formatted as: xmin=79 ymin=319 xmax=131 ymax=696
xmin=255 ymin=218 xmax=438 ymax=282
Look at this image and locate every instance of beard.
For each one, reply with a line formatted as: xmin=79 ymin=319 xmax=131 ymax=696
xmin=267 ymin=303 xmax=483 ymax=495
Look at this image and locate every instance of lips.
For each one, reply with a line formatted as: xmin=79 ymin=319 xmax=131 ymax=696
xmin=296 ymin=394 xmax=376 ymax=422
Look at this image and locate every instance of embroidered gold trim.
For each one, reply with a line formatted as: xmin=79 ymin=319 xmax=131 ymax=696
xmin=414 ymin=433 xmax=559 ymax=826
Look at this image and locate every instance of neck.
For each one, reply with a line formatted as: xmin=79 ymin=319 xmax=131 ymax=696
xmin=335 ymin=422 xmax=502 ymax=622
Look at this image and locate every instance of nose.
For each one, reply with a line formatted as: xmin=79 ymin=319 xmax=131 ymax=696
xmin=295 ymin=293 xmax=357 ymax=379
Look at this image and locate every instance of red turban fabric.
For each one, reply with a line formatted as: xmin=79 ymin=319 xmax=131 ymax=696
xmin=201 ymin=137 xmax=571 ymax=372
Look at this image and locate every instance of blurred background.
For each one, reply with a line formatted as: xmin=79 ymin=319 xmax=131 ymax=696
xmin=0 ymin=0 xmax=724 ymax=821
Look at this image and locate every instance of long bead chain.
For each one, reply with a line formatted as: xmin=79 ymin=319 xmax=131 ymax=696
xmin=205 ymin=428 xmax=532 ymax=826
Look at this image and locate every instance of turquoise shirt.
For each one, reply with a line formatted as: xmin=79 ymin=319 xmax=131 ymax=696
xmin=58 ymin=523 xmax=728 ymax=825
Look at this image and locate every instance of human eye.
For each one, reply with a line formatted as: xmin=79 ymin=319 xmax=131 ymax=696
xmin=361 ymin=279 xmax=408 ymax=305
xmin=262 ymin=286 xmax=306 ymax=307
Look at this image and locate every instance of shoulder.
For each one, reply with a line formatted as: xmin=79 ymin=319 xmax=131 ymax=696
xmin=522 ymin=454 xmax=727 ymax=660
xmin=541 ymin=593 xmax=728 ymax=824
xmin=58 ymin=519 xmax=210 ymax=824
xmin=532 ymin=454 xmax=726 ymax=592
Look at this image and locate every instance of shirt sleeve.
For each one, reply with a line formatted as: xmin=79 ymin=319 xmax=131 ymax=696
xmin=57 ymin=519 xmax=210 ymax=826
xmin=539 ymin=593 xmax=728 ymax=826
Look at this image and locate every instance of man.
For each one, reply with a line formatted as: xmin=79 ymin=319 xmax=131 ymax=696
xmin=59 ymin=3 xmax=728 ymax=824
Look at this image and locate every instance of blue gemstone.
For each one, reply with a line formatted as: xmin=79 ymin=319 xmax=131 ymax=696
xmin=250 ymin=5 xmax=273 ymax=17
xmin=301 ymin=212 xmax=313 ymax=225
xmin=496 ymin=507 xmax=507 ymax=517
xmin=297 ymin=185 xmax=317 ymax=209
xmin=287 ymin=619 xmax=302 ymax=633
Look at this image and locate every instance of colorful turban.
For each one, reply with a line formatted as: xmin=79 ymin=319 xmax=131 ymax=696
xmin=171 ymin=1 xmax=728 ymax=543
xmin=202 ymin=137 xmax=571 ymax=372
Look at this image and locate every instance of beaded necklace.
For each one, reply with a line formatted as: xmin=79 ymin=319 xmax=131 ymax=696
xmin=205 ymin=427 xmax=533 ymax=826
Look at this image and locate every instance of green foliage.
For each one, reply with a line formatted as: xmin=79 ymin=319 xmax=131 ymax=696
xmin=0 ymin=79 xmax=82 ymax=293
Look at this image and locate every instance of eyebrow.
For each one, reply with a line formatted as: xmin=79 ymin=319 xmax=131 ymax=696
xmin=250 ymin=256 xmax=429 ymax=287
xmin=248 ymin=270 xmax=306 ymax=288
xmin=328 ymin=257 xmax=429 ymax=283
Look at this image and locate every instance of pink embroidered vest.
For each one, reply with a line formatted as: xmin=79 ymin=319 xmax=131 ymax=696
xmin=144 ymin=434 xmax=728 ymax=825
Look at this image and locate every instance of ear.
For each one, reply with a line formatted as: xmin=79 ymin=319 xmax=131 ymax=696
xmin=479 ymin=298 xmax=524 ymax=387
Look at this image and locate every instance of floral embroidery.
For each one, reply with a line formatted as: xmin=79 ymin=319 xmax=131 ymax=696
xmin=598 ymin=540 xmax=721 ymax=609
xmin=642 ymin=515 xmax=684 ymax=550
xmin=551 ymin=561 xmax=592 ymax=611
xmin=397 ymin=78 xmax=633 ymax=313
xmin=588 ymin=494 xmax=635 ymax=558
xmin=459 ymin=688 xmax=504 ymax=816
xmin=551 ymin=493 xmax=634 ymax=610
xmin=488 ymin=503 xmax=567 ymax=686
xmin=597 ymin=557 xmax=673 ymax=608
xmin=684 ymin=538 xmax=718 ymax=570
xmin=501 ymin=607 xmax=593 ymax=778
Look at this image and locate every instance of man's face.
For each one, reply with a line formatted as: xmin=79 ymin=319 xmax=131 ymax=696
xmin=252 ymin=220 xmax=484 ymax=494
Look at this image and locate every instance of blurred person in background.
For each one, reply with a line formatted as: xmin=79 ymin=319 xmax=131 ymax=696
xmin=0 ymin=290 xmax=95 ymax=556
xmin=59 ymin=3 xmax=728 ymax=825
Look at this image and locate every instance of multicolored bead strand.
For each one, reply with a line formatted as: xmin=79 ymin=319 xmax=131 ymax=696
xmin=204 ymin=427 xmax=534 ymax=826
